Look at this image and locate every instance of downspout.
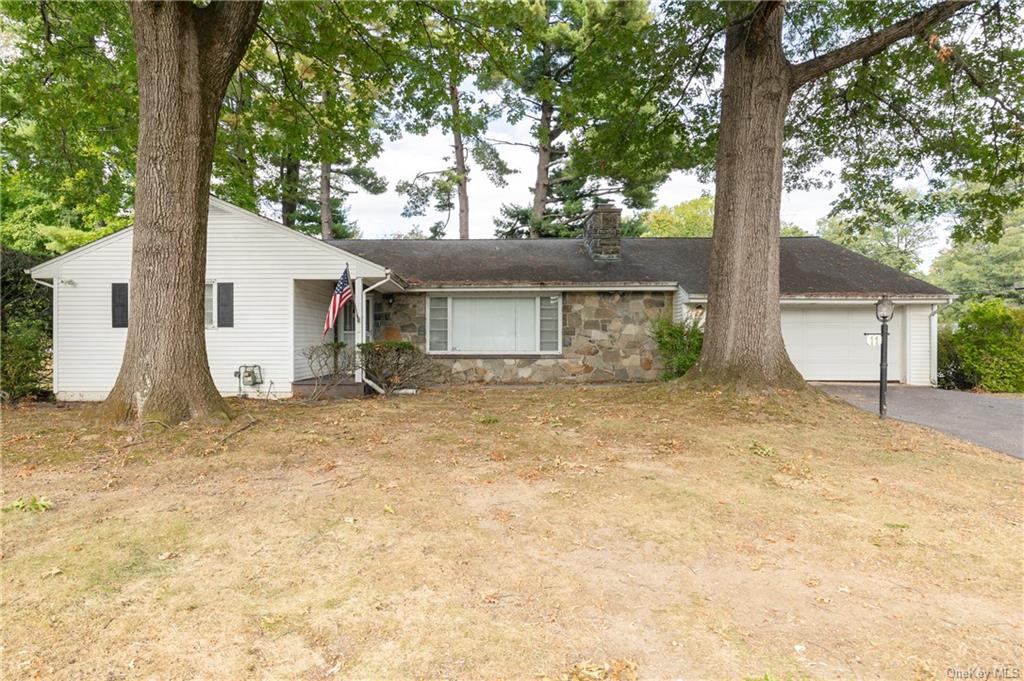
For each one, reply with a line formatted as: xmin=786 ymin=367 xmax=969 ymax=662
xmin=358 ymin=270 xmax=396 ymax=396
xmin=929 ymin=297 xmax=955 ymax=386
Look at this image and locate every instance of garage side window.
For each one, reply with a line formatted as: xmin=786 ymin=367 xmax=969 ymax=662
xmin=204 ymin=282 xmax=234 ymax=329
xmin=111 ymin=283 xmax=128 ymax=328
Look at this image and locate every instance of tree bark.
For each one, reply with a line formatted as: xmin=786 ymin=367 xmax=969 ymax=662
xmin=280 ymin=154 xmax=300 ymax=228
xmin=449 ymin=83 xmax=470 ymax=240
xmin=688 ymin=3 xmax=804 ymax=390
xmin=100 ymin=0 xmax=262 ymax=424
xmin=320 ymin=159 xmax=332 ymax=240
xmin=530 ymin=99 xmax=554 ymax=239
xmin=689 ymin=0 xmax=971 ymax=390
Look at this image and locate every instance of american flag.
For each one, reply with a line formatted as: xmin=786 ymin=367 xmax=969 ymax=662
xmin=323 ymin=265 xmax=353 ymax=336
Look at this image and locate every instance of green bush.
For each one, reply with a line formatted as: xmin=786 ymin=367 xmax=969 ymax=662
xmin=651 ymin=313 xmax=704 ymax=380
xmin=937 ymin=325 xmax=971 ymax=390
xmin=1 ymin=246 xmax=52 ymax=402
xmin=1 ymin=319 xmax=51 ymax=401
xmin=940 ymin=298 xmax=1024 ymax=393
xmin=357 ymin=341 xmax=442 ymax=394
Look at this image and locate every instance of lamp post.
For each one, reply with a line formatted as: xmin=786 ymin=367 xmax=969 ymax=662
xmin=875 ymin=296 xmax=895 ymax=418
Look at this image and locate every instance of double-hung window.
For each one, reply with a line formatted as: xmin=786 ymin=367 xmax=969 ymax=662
xmin=427 ymin=294 xmax=561 ymax=355
xmin=204 ymin=282 xmax=234 ymax=329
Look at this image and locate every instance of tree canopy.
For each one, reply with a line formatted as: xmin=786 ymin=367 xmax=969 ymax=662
xmin=929 ymin=206 xmax=1024 ymax=302
xmin=4 ymin=1 xmax=1019 ymax=256
xmin=816 ymin=190 xmax=936 ymax=274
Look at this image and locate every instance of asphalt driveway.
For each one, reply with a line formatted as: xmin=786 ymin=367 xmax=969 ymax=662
xmin=817 ymin=383 xmax=1024 ymax=459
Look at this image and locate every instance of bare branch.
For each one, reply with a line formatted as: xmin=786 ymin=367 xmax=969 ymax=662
xmin=790 ymin=0 xmax=973 ymax=90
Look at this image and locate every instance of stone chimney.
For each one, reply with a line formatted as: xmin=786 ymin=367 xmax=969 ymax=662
xmin=583 ymin=203 xmax=622 ymax=261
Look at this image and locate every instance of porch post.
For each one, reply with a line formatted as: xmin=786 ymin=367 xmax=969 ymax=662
xmin=354 ymin=277 xmax=364 ymax=383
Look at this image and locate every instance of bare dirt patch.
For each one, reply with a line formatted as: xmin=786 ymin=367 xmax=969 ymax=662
xmin=2 ymin=384 xmax=1021 ymax=679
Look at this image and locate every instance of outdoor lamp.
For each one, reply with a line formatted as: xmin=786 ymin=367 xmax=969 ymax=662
xmin=875 ymin=296 xmax=895 ymax=323
xmin=874 ymin=296 xmax=894 ymax=418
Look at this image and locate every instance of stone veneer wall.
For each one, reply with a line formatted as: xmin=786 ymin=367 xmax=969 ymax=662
xmin=375 ymin=291 xmax=669 ymax=384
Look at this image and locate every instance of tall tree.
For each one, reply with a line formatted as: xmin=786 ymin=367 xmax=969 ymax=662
xmin=100 ymin=2 xmax=262 ymax=423
xmin=651 ymin=0 xmax=1024 ymax=388
xmin=492 ymin=0 xmax=677 ymax=238
xmin=394 ymin=2 xmax=515 ymax=239
xmin=1 ymin=2 xmax=136 ymax=253
xmin=818 ymin=191 xmax=935 ymax=274
xmin=929 ymin=206 xmax=1024 ymax=302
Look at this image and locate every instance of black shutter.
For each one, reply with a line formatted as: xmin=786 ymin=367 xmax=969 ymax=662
xmin=111 ymin=283 xmax=128 ymax=328
xmin=217 ymin=282 xmax=234 ymax=327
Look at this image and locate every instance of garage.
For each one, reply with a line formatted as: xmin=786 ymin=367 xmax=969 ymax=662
xmin=781 ymin=305 xmax=903 ymax=382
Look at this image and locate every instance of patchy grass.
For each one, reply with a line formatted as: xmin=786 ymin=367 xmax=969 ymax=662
xmin=1 ymin=384 xmax=1021 ymax=679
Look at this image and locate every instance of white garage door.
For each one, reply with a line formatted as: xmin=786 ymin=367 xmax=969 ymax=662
xmin=781 ymin=305 xmax=902 ymax=381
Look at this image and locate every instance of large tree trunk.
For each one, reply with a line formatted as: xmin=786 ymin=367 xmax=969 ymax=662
xmin=688 ymin=3 xmax=804 ymax=390
xmin=320 ymin=159 xmax=333 ymax=240
xmin=449 ymin=83 xmax=470 ymax=240
xmin=280 ymin=154 xmax=300 ymax=228
xmin=688 ymin=0 xmax=970 ymax=391
xmin=530 ymin=99 xmax=554 ymax=239
xmin=100 ymin=1 xmax=262 ymax=424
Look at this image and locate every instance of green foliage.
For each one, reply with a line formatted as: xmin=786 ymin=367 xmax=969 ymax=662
xmin=291 ymin=197 xmax=362 ymax=239
xmin=637 ymin=195 xmax=807 ymax=238
xmin=936 ymin=325 xmax=971 ymax=391
xmin=487 ymin=0 xmax=682 ymax=234
xmin=940 ymin=298 xmax=1024 ymax=393
xmin=1 ymin=2 xmax=137 ymax=251
xmin=929 ymin=208 xmax=1024 ymax=303
xmin=640 ymin=196 xmax=714 ymax=237
xmin=1 ymin=247 xmax=52 ymax=401
xmin=651 ymin=314 xmax=704 ymax=380
xmin=1 ymin=319 xmax=51 ymax=402
xmin=817 ymin=190 xmax=935 ymax=274
xmin=1 ymin=247 xmax=51 ymax=332
xmin=356 ymin=341 xmax=441 ymax=394
xmin=2 ymin=496 xmax=52 ymax=513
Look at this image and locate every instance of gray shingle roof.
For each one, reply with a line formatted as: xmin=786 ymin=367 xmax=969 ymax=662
xmin=331 ymin=236 xmax=948 ymax=297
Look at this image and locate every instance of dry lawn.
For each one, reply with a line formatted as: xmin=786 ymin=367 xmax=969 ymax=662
xmin=1 ymin=384 xmax=1021 ymax=680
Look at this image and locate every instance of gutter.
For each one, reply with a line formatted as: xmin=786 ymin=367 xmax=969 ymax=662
xmin=412 ymin=283 xmax=679 ymax=293
xmin=27 ymin=270 xmax=55 ymax=289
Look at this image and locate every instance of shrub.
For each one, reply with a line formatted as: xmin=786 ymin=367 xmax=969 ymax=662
xmin=300 ymin=340 xmax=350 ymax=399
xmin=944 ymin=298 xmax=1024 ymax=393
xmin=937 ymin=325 xmax=972 ymax=390
xmin=1 ymin=319 xmax=51 ymax=402
xmin=357 ymin=341 xmax=443 ymax=395
xmin=651 ymin=313 xmax=704 ymax=379
xmin=1 ymin=246 xmax=52 ymax=402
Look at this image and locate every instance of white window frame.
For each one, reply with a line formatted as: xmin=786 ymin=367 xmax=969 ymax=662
xmin=426 ymin=293 xmax=562 ymax=356
xmin=205 ymin=281 xmax=217 ymax=329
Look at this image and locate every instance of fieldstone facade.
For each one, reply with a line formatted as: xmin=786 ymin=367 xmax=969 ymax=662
xmin=374 ymin=290 xmax=669 ymax=384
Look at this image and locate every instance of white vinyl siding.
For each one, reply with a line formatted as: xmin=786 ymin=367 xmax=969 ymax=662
xmin=672 ymin=286 xmax=687 ymax=322
xmin=293 ymin=280 xmax=334 ymax=381
xmin=428 ymin=294 xmax=561 ymax=355
xmin=45 ymin=198 xmax=386 ymax=400
xmin=905 ymin=304 xmax=933 ymax=386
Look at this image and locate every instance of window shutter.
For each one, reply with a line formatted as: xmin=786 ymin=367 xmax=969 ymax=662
xmin=217 ymin=282 xmax=234 ymax=328
xmin=111 ymin=283 xmax=128 ymax=328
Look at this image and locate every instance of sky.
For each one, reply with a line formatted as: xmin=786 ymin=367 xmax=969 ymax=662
xmin=345 ymin=118 xmax=951 ymax=269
